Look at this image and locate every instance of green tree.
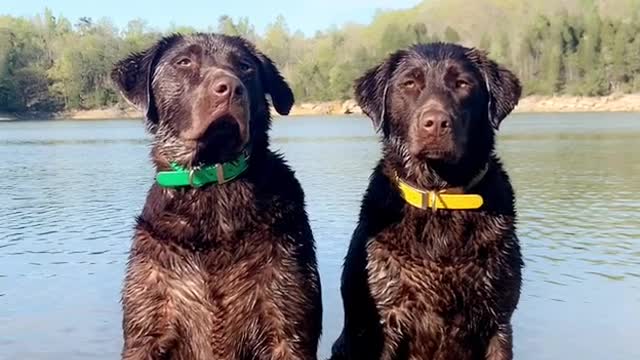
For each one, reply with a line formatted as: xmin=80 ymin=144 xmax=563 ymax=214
xmin=0 ymin=28 xmax=18 ymax=111
xmin=479 ymin=33 xmax=491 ymax=51
xmin=379 ymin=23 xmax=414 ymax=57
xmin=443 ymin=26 xmax=461 ymax=43
xmin=3 ymin=5 xmax=640 ymax=114
xmin=540 ymin=23 xmax=565 ymax=94
xmin=122 ymin=19 xmax=159 ymax=55
xmin=410 ymin=23 xmax=428 ymax=43
xmin=167 ymin=22 xmax=197 ymax=34
xmin=217 ymin=16 xmax=256 ymax=41
xmin=496 ymin=32 xmax=511 ymax=66
xmin=609 ymin=22 xmax=631 ymax=91
xmin=261 ymin=15 xmax=291 ymax=67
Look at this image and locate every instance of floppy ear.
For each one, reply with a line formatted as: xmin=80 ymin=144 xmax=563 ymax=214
xmin=110 ymin=35 xmax=180 ymax=130
xmin=257 ymin=52 xmax=294 ymax=115
xmin=354 ymin=50 xmax=406 ymax=132
xmin=466 ymin=48 xmax=522 ymax=129
xmin=239 ymin=38 xmax=294 ymax=115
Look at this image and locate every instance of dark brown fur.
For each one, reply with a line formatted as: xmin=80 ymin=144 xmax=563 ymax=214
xmin=330 ymin=43 xmax=523 ymax=360
xmin=111 ymin=33 xmax=322 ymax=360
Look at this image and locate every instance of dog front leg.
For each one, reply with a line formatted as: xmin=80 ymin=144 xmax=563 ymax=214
xmin=264 ymin=342 xmax=317 ymax=360
xmin=330 ymin=231 xmax=385 ymax=359
xmin=121 ymin=262 xmax=178 ymax=360
xmin=485 ymin=324 xmax=513 ymax=360
xmin=122 ymin=333 xmax=177 ymax=360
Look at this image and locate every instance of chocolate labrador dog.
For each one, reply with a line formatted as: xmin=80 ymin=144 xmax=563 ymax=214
xmin=330 ymin=43 xmax=523 ymax=360
xmin=111 ymin=33 xmax=321 ymax=359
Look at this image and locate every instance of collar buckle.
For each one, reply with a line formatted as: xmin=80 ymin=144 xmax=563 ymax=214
xmin=421 ymin=190 xmax=445 ymax=211
xmin=431 ymin=191 xmax=439 ymax=211
xmin=215 ymin=163 xmax=226 ymax=184
xmin=419 ymin=191 xmax=429 ymax=210
xmin=188 ymin=166 xmax=201 ymax=187
xmin=188 ymin=168 xmax=196 ymax=187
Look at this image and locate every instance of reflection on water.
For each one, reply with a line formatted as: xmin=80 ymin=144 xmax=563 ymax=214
xmin=1 ymin=113 xmax=639 ymax=359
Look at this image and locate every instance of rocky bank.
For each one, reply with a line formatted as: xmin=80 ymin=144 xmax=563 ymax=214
xmin=2 ymin=94 xmax=640 ymax=121
xmin=287 ymin=94 xmax=640 ymax=115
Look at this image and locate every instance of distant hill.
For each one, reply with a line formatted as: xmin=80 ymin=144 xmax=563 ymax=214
xmin=368 ymin=0 xmax=639 ymax=45
xmin=2 ymin=1 xmax=640 ymax=113
xmin=308 ymin=0 xmax=640 ymax=97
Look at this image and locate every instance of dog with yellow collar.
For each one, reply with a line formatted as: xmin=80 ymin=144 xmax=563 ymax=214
xmin=331 ymin=43 xmax=524 ymax=360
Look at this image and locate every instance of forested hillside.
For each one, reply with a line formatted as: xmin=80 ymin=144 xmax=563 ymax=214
xmin=1 ymin=0 xmax=639 ymax=113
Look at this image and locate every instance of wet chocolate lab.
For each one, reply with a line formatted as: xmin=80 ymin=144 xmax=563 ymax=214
xmin=330 ymin=43 xmax=523 ymax=360
xmin=111 ymin=33 xmax=321 ymax=359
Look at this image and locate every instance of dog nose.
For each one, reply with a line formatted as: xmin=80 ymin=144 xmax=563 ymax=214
xmin=212 ymin=76 xmax=244 ymax=98
xmin=422 ymin=112 xmax=451 ymax=136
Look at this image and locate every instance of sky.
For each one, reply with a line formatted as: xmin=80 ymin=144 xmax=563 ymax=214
xmin=3 ymin=0 xmax=423 ymax=35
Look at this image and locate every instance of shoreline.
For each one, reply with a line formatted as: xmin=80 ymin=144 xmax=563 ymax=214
xmin=2 ymin=94 xmax=640 ymax=121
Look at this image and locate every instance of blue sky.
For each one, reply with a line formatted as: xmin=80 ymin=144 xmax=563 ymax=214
xmin=4 ymin=0 xmax=422 ymax=35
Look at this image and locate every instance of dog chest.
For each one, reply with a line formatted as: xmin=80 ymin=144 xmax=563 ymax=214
xmin=128 ymin=231 xmax=314 ymax=358
xmin=364 ymin=213 xmax=515 ymax=343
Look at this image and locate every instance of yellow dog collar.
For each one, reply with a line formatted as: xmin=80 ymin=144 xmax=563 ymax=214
xmin=395 ymin=165 xmax=488 ymax=211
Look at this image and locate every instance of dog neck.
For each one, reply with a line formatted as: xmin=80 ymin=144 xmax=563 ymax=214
xmin=398 ymin=162 xmax=488 ymax=191
xmin=383 ymin=149 xmax=490 ymax=211
xmin=140 ymin=159 xmax=260 ymax=251
xmin=154 ymin=149 xmax=250 ymax=188
xmin=382 ymin=140 xmax=490 ymax=191
xmin=393 ymin=163 xmax=488 ymax=211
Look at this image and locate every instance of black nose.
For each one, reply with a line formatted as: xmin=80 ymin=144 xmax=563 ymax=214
xmin=212 ymin=75 xmax=244 ymax=97
xmin=422 ymin=111 xmax=451 ymax=137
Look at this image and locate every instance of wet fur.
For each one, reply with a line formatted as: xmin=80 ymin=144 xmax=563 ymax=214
xmin=331 ymin=43 xmax=523 ymax=360
xmin=112 ymin=34 xmax=322 ymax=359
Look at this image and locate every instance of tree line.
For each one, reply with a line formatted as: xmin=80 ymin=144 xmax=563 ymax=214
xmin=1 ymin=5 xmax=640 ymax=113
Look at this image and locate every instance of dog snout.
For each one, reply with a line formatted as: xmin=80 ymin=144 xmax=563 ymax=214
xmin=409 ymin=101 xmax=459 ymax=160
xmin=183 ymin=69 xmax=249 ymax=142
xmin=421 ymin=111 xmax=451 ymax=137
xmin=211 ymin=72 xmax=245 ymax=99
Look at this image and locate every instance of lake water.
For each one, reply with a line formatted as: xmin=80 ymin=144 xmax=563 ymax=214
xmin=1 ymin=113 xmax=639 ymax=360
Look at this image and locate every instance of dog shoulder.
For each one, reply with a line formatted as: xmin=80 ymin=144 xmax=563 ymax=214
xmin=252 ymin=150 xmax=309 ymax=222
xmin=480 ymin=157 xmax=517 ymax=216
xmin=356 ymin=162 xmax=404 ymax=236
xmin=256 ymin=150 xmax=305 ymax=199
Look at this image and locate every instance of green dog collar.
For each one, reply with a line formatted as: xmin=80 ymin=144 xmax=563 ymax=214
xmin=155 ymin=152 xmax=249 ymax=188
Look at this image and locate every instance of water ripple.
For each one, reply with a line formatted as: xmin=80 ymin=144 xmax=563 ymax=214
xmin=1 ymin=115 xmax=639 ymax=360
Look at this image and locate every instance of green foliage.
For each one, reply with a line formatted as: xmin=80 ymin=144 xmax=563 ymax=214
xmin=217 ymin=16 xmax=257 ymax=42
xmin=443 ymin=26 xmax=461 ymax=43
xmin=479 ymin=33 xmax=491 ymax=51
xmin=1 ymin=3 xmax=640 ymax=113
xmin=492 ymin=32 xmax=512 ymax=66
xmin=379 ymin=23 xmax=414 ymax=57
xmin=260 ymin=15 xmax=291 ymax=67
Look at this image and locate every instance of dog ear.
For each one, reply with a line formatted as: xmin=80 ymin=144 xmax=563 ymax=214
xmin=258 ymin=52 xmax=295 ymax=116
xmin=466 ymin=48 xmax=522 ymax=129
xmin=110 ymin=35 xmax=180 ymax=130
xmin=354 ymin=50 xmax=406 ymax=132
xmin=239 ymin=38 xmax=294 ymax=115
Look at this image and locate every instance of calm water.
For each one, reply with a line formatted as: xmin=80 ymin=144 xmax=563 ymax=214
xmin=1 ymin=113 xmax=639 ymax=359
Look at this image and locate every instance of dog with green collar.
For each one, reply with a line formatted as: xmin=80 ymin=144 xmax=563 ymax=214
xmin=112 ymin=33 xmax=322 ymax=359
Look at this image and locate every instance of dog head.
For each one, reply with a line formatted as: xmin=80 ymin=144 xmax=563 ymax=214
xmin=355 ymin=43 xmax=521 ymax=184
xmin=111 ymin=33 xmax=294 ymax=166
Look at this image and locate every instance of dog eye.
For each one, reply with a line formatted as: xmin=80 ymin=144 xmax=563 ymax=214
xmin=239 ymin=62 xmax=253 ymax=73
xmin=402 ymin=79 xmax=417 ymax=89
xmin=455 ymin=79 xmax=471 ymax=89
xmin=176 ymin=58 xmax=192 ymax=67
